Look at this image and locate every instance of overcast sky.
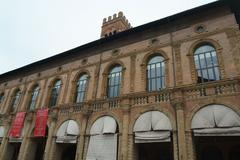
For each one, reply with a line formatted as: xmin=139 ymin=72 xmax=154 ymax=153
xmin=0 ymin=0 xmax=216 ymax=74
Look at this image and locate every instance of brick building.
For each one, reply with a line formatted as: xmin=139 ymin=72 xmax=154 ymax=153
xmin=0 ymin=1 xmax=240 ymax=160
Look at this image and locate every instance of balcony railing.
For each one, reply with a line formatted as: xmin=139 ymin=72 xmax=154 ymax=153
xmin=47 ymin=78 xmax=240 ymax=116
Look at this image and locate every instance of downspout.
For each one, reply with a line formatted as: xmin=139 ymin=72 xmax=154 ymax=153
xmin=168 ymin=17 xmax=180 ymax=160
xmin=169 ymin=18 xmax=177 ymax=87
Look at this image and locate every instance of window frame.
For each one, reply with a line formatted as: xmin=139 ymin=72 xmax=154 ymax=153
xmin=75 ymin=74 xmax=88 ymax=103
xmin=49 ymin=79 xmax=62 ymax=107
xmin=193 ymin=44 xmax=220 ymax=83
xmin=10 ymin=89 xmax=21 ymax=113
xmin=107 ymin=65 xmax=122 ymax=98
xmin=147 ymin=55 xmax=165 ymax=92
xmin=28 ymin=85 xmax=40 ymax=111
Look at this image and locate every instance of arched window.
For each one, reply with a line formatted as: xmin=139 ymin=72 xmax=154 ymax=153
xmin=107 ymin=65 xmax=122 ymax=98
xmin=86 ymin=116 xmax=118 ymax=160
xmin=194 ymin=44 xmax=220 ymax=83
xmin=75 ymin=74 xmax=88 ymax=103
xmin=49 ymin=80 xmax=61 ymax=107
xmin=28 ymin=85 xmax=40 ymax=110
xmin=10 ymin=89 xmax=21 ymax=112
xmin=0 ymin=93 xmax=4 ymax=104
xmin=147 ymin=55 xmax=165 ymax=91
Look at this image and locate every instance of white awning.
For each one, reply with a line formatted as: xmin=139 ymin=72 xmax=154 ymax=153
xmin=56 ymin=120 xmax=79 ymax=143
xmin=191 ymin=105 xmax=240 ymax=136
xmin=133 ymin=111 xmax=172 ymax=143
xmin=133 ymin=111 xmax=172 ymax=132
xmin=0 ymin=126 xmax=4 ymax=138
xmin=86 ymin=134 xmax=117 ymax=160
xmin=135 ymin=131 xmax=171 ymax=143
xmin=90 ymin=116 xmax=117 ymax=135
xmin=0 ymin=126 xmax=4 ymax=142
xmin=193 ymin=127 xmax=240 ymax=136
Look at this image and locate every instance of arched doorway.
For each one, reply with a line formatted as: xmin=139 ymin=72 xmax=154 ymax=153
xmin=55 ymin=120 xmax=79 ymax=160
xmin=133 ymin=111 xmax=173 ymax=160
xmin=86 ymin=116 xmax=119 ymax=160
xmin=26 ymin=126 xmax=48 ymax=160
xmin=191 ymin=104 xmax=240 ymax=160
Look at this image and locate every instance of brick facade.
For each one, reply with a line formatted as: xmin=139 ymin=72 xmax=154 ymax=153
xmin=0 ymin=1 xmax=240 ymax=160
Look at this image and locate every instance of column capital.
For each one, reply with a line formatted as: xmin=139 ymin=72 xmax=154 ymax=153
xmin=170 ymin=98 xmax=184 ymax=110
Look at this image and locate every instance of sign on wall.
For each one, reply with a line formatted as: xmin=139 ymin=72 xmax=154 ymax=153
xmin=34 ymin=108 xmax=49 ymax=137
xmin=9 ymin=112 xmax=26 ymax=138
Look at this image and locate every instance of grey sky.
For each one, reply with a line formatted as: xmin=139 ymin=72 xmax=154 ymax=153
xmin=0 ymin=0 xmax=216 ymax=74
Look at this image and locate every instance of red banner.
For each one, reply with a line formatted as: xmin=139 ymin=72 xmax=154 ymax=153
xmin=34 ymin=108 xmax=49 ymax=137
xmin=9 ymin=112 xmax=26 ymax=138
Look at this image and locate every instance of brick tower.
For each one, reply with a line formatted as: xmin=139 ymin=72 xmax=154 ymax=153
xmin=101 ymin=11 xmax=131 ymax=38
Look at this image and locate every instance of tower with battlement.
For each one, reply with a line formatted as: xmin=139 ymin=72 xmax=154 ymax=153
xmin=101 ymin=11 xmax=131 ymax=38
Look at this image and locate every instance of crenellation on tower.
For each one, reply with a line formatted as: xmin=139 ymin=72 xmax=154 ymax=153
xmin=101 ymin=11 xmax=132 ymax=38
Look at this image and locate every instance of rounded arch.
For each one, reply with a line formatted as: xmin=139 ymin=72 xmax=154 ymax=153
xmin=129 ymin=108 xmax=176 ymax=134
xmin=48 ymin=76 xmax=63 ymax=88
xmin=54 ymin=118 xmax=80 ymax=136
xmin=186 ymin=101 xmax=240 ymax=130
xmin=10 ymin=87 xmax=21 ymax=96
xmin=56 ymin=119 xmax=80 ymax=141
xmin=142 ymin=50 xmax=169 ymax=66
xmin=86 ymin=113 xmax=120 ymax=135
xmin=133 ymin=110 xmax=172 ymax=132
xmin=28 ymin=82 xmax=40 ymax=92
xmin=188 ymin=38 xmax=222 ymax=57
xmin=102 ymin=60 xmax=125 ymax=75
xmin=187 ymin=38 xmax=225 ymax=83
xmin=72 ymin=69 xmax=90 ymax=83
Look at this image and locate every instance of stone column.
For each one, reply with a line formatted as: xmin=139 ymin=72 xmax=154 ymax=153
xmin=121 ymin=103 xmax=130 ymax=160
xmin=48 ymin=137 xmax=57 ymax=160
xmin=43 ymin=112 xmax=57 ymax=160
xmin=127 ymin=134 xmax=135 ymax=160
xmin=0 ymin=118 xmax=11 ymax=160
xmin=19 ymin=113 xmax=34 ymax=160
xmin=175 ymin=102 xmax=187 ymax=160
xmin=75 ymin=110 xmax=90 ymax=160
xmin=186 ymin=131 xmax=196 ymax=160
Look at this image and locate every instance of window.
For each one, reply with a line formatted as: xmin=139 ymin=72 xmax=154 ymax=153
xmin=10 ymin=89 xmax=21 ymax=112
xmin=49 ymin=80 xmax=61 ymax=107
xmin=28 ymin=85 xmax=40 ymax=110
xmin=194 ymin=45 xmax=220 ymax=83
xmin=0 ymin=93 xmax=4 ymax=104
xmin=147 ymin=55 xmax=165 ymax=91
xmin=107 ymin=65 xmax=122 ymax=98
xmin=75 ymin=74 xmax=88 ymax=103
